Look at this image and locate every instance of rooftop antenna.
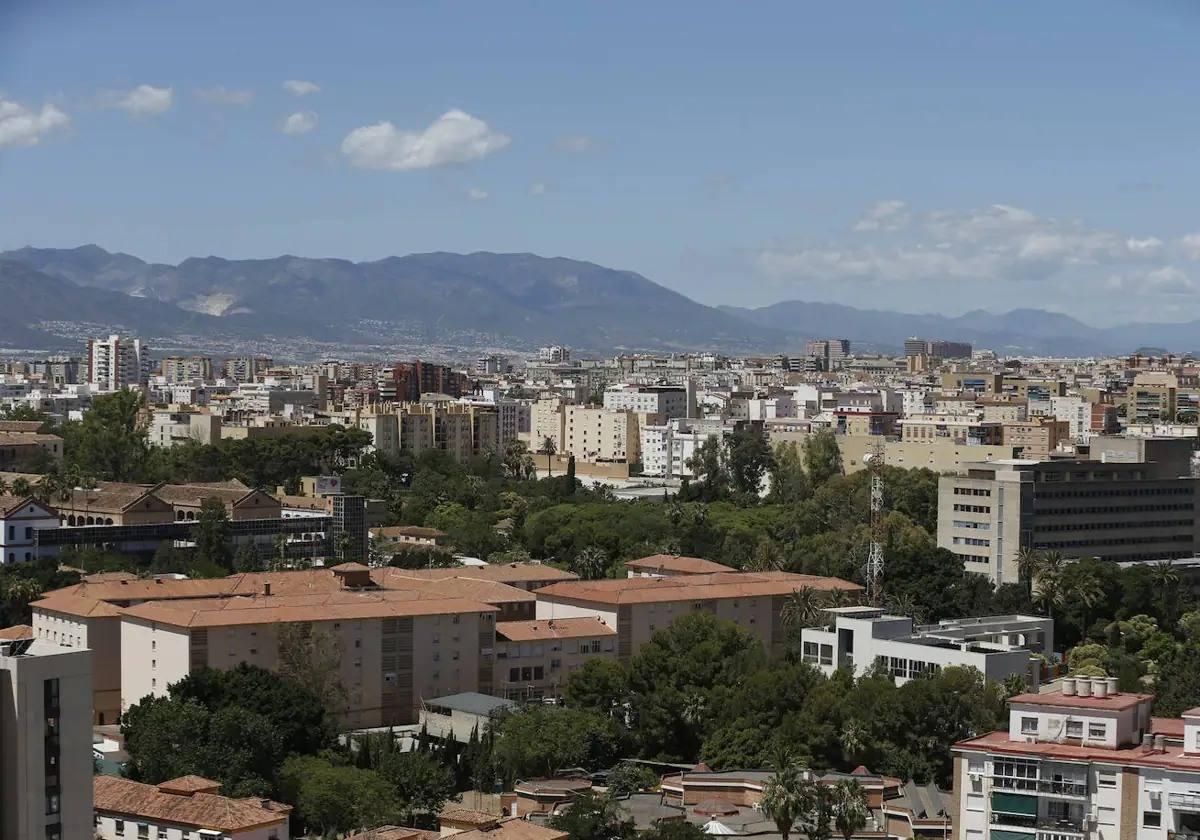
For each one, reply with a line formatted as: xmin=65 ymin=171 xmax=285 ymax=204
xmin=862 ymin=443 xmax=886 ymax=606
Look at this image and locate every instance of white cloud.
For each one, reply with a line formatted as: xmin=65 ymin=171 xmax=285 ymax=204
xmin=753 ymin=200 xmax=1200 ymax=300
xmin=103 ymin=85 xmax=173 ymax=115
xmin=529 ymin=181 xmax=547 ymax=196
xmin=196 ymin=86 xmax=253 ymax=106
xmin=1181 ymin=233 xmax=1200 ymax=260
xmin=281 ymin=111 xmax=319 ymax=135
xmin=554 ymin=133 xmax=594 ymax=153
xmin=283 ymin=80 xmax=321 ymax=97
xmin=340 ymin=109 xmax=510 ymax=172
xmin=0 ymin=97 xmax=69 ymax=147
xmin=853 ymin=199 xmax=909 ymax=231
xmin=466 ymin=187 xmax=489 ymax=201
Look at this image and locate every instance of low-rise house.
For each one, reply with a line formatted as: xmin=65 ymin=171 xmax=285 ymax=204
xmin=93 ymin=775 xmax=290 ymax=840
xmin=419 ymin=692 xmax=518 ymax=742
xmin=371 ymin=525 xmax=450 ymax=548
xmin=0 ymin=494 xmax=58 ymax=565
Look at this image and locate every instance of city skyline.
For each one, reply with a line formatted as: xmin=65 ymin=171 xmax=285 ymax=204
xmin=4 ymin=1 xmax=1200 ymax=324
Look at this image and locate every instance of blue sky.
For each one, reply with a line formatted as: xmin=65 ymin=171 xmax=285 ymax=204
xmin=3 ymin=0 xmax=1200 ymax=324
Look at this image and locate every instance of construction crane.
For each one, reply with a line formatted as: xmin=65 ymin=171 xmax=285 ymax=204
xmin=862 ymin=445 xmax=886 ymax=605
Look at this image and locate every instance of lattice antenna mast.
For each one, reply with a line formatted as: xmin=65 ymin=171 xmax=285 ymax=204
xmin=863 ymin=445 xmax=886 ymax=605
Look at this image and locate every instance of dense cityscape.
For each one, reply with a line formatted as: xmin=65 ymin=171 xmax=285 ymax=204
xmin=3 ymin=332 xmax=1200 ymax=840
xmin=6 ymin=3 xmax=1200 ymax=840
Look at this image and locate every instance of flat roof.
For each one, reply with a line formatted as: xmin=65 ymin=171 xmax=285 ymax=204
xmin=535 ymin=571 xmax=860 ymax=606
xmin=955 ymin=730 xmax=1200 ymax=772
xmin=1008 ymin=689 xmax=1152 ymax=712
xmin=424 ymin=692 xmax=517 ymax=717
xmin=496 ymin=617 xmax=616 ymax=642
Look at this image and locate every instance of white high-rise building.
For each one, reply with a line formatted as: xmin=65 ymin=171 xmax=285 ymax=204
xmin=86 ymin=335 xmax=150 ymax=391
xmin=0 ymin=632 xmax=93 ymax=840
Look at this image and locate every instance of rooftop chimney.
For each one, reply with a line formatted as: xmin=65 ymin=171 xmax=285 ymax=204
xmin=1077 ymin=678 xmax=1093 ymax=697
xmin=1062 ymin=677 xmax=1077 ymax=696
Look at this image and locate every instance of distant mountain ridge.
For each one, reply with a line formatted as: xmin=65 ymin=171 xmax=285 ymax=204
xmin=3 ymin=245 xmax=1199 ymax=357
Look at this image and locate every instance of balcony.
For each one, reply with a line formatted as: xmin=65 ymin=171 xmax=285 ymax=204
xmin=1171 ymin=793 xmax=1200 ymax=812
xmin=1038 ymin=780 xmax=1088 ymax=798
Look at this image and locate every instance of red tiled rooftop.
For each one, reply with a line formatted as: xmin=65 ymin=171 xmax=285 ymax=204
xmin=625 ymin=554 xmax=735 ymax=575
xmin=1152 ymin=717 xmax=1186 ymax=738
xmin=496 ymin=616 xmax=615 ymax=642
xmin=955 ymin=730 xmax=1200 ymax=772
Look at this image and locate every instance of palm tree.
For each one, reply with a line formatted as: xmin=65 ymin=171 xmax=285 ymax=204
xmin=538 ymin=436 xmax=557 ymax=477
xmin=830 ymin=779 xmax=870 ymax=840
xmin=1039 ymin=550 xmax=1067 ymax=578
xmin=1150 ymin=560 xmax=1181 ymax=625
xmin=0 ymin=476 xmax=9 ymax=496
xmin=3 ymin=577 xmax=43 ymax=608
xmin=1033 ymin=573 xmax=1065 ymax=620
xmin=781 ymin=586 xmax=828 ymax=629
xmin=761 ymin=760 xmax=807 ymax=840
xmin=1016 ymin=546 xmax=1042 ymax=597
xmin=799 ymin=778 xmax=835 ymax=840
xmin=885 ymin=592 xmax=923 ymax=624
xmin=1070 ymin=569 xmax=1105 ymax=636
xmin=571 ymin=545 xmax=609 ymax=581
xmin=11 ymin=478 xmax=33 ymax=498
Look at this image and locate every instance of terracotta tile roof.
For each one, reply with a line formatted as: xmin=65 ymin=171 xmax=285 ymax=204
xmin=534 ymin=571 xmax=861 ymax=606
xmin=1008 ymin=689 xmax=1153 ymax=712
xmin=0 ymin=430 xmax=61 ymax=444
xmin=61 ymin=482 xmax=158 ymax=514
xmin=450 ymin=819 xmax=568 ymax=840
xmin=496 ymin=617 xmax=615 ymax=642
xmin=954 ymin=729 xmax=1200 ymax=772
xmin=331 ymin=562 xmax=371 ymax=572
xmin=0 ymin=624 xmax=33 ymax=640
xmin=120 ymin=589 xmax=497 ymax=628
xmin=93 ymin=775 xmax=289 ymax=832
xmin=0 ymin=420 xmax=46 ymax=432
xmin=82 ymin=571 xmax=140 ymax=583
xmin=441 ymin=807 xmax=504 ymax=826
xmin=0 ymin=494 xmax=50 ymax=518
xmin=156 ymin=775 xmax=221 ymax=794
xmin=624 ymin=554 xmax=735 ymax=575
xmin=345 ymin=828 xmax=439 ymax=840
xmin=31 ymin=594 xmax=124 ymax=618
xmin=372 ymin=569 xmax=535 ymax=605
xmin=396 ymin=564 xmax=578 ymax=584
xmin=1183 ymin=708 xmax=1200 ymax=719
xmin=154 ymin=482 xmax=267 ymax=507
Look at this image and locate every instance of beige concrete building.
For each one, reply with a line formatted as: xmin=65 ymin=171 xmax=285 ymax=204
xmin=494 ymin=616 xmax=617 ymax=700
xmin=938 ymin=458 xmax=1200 ymax=584
xmin=562 ymin=405 xmax=640 ymax=463
xmin=0 ymin=634 xmax=93 ymax=840
xmin=533 ymin=571 xmax=860 ymax=660
xmin=1001 ymin=417 xmax=1071 ymax=459
xmin=529 ymin=398 xmax=566 ymax=452
xmin=837 ymin=435 xmax=1020 ymax=474
xmin=901 ymin=415 xmax=1004 ymax=446
xmin=1127 ymin=371 xmax=1179 ymax=423
xmin=32 ymin=563 xmax=565 ymax=723
xmin=119 ymin=589 xmax=497 ymax=728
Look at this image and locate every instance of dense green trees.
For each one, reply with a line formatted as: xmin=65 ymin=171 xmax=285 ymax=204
xmin=491 ymin=705 xmax=623 ymax=783
xmin=548 ymin=792 xmax=636 ymax=840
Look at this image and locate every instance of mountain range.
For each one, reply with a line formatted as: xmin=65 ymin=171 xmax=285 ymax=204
xmin=2 ymin=244 xmax=1198 ymax=358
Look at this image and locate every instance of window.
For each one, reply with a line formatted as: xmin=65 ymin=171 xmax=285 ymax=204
xmin=115 ymin=820 xmax=125 ymax=834
xmin=45 ymin=793 xmax=59 ymax=815
xmin=1088 ymin=723 xmax=1106 ymax=739
xmin=1020 ymin=717 xmax=1038 ymax=735
xmin=1097 ymin=773 xmax=1116 ymax=789
xmin=1066 ymin=720 xmax=1083 ymax=738
xmin=137 ymin=824 xmax=149 ymax=840
xmin=1143 ymin=811 xmax=1161 ymax=828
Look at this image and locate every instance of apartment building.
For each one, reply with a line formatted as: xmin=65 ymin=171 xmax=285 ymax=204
xmin=87 ymin=334 xmax=151 ymax=391
xmin=0 ymin=430 xmax=64 ymax=472
xmin=534 ymin=571 xmax=860 ymax=659
xmin=530 ymin=398 xmax=566 ymax=452
xmin=1 ymin=496 xmax=59 ymax=565
xmin=147 ymin=409 xmax=222 ymax=448
xmin=799 ymin=607 xmax=1053 ymax=687
xmin=93 ymin=775 xmax=290 ymax=840
xmin=639 ymin=417 xmax=735 ymax=478
xmin=220 ymin=356 xmax=273 ymax=383
xmin=119 ymin=589 xmax=496 ymax=727
xmin=902 ymin=415 xmax=1005 ymax=446
xmin=0 ymin=634 xmax=93 ymax=840
xmin=1003 ymin=418 xmax=1072 ymax=460
xmin=494 ymin=616 xmax=617 ymax=700
xmin=32 ymin=563 xmax=564 ymax=723
xmin=603 ymin=385 xmax=689 ymax=419
xmin=159 ymin=355 xmax=213 ymax=384
xmin=941 ymin=372 xmax=1003 ymax=394
xmin=1126 ymin=373 xmax=1179 ymax=424
xmin=562 ymin=405 xmax=640 ymax=463
xmin=952 ymin=680 xmax=1200 ymax=840
xmin=938 ymin=457 xmax=1200 ymax=584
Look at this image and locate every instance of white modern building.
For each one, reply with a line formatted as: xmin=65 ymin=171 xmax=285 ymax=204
xmin=953 ymin=680 xmax=1200 ymax=840
xmin=87 ymin=334 xmax=151 ymax=391
xmin=638 ymin=417 xmax=735 ymax=478
xmin=0 ymin=633 xmax=93 ymax=840
xmin=800 ymin=607 xmax=1053 ymax=687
